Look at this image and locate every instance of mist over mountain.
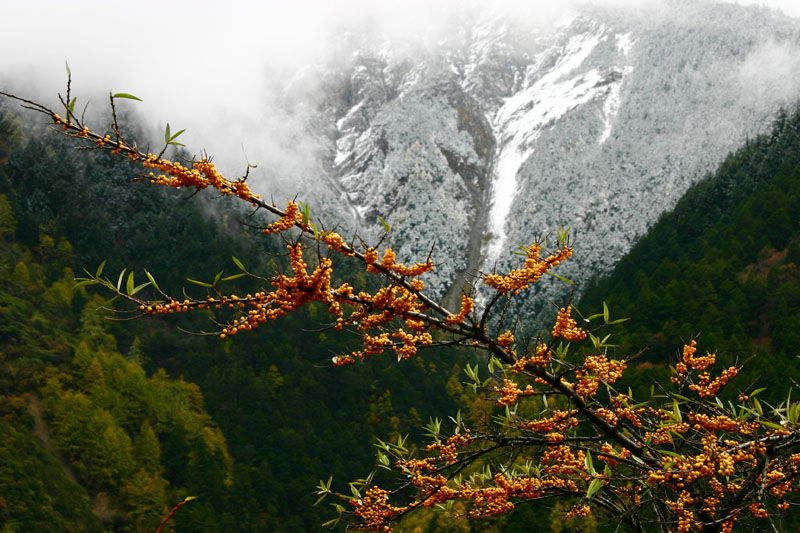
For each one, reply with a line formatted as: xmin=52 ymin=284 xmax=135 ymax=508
xmin=269 ymin=0 xmax=800 ymax=322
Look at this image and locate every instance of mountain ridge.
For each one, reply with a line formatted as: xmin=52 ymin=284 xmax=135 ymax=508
xmin=264 ymin=1 xmax=800 ymax=323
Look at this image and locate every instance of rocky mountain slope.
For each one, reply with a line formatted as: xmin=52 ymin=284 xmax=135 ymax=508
xmin=277 ymin=1 xmax=800 ymax=322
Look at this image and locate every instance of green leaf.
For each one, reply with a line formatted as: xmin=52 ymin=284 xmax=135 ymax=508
xmin=656 ymin=449 xmax=684 ymax=459
xmin=378 ymin=216 xmax=391 ymax=232
xmin=132 ymin=280 xmax=151 ymax=295
xmin=187 ymin=278 xmax=212 ymax=288
xmin=96 ymin=259 xmax=107 ymax=278
xmin=753 ymin=397 xmax=763 ymax=416
xmin=750 ymin=388 xmax=767 ymax=398
xmin=321 ymin=517 xmax=341 ymax=528
xmin=169 ymin=128 xmax=186 ymax=142
xmin=302 ymin=202 xmax=310 ymax=226
xmin=68 ymin=97 xmax=76 ymax=115
xmin=116 ymin=268 xmax=127 ymax=291
xmin=557 ymin=226 xmax=571 ymax=243
xmin=589 ymin=332 xmax=600 ymax=349
xmin=759 ymin=421 xmax=785 ymax=430
xmin=603 ymin=302 xmax=610 ymax=322
xmin=126 ymin=272 xmax=135 ymax=295
xmin=73 ymin=279 xmax=99 ymax=289
xmin=144 ymin=269 xmax=160 ymax=292
xmin=231 ymin=256 xmax=246 ymax=271
xmin=222 ymin=273 xmax=246 ymax=281
xmin=586 ymin=478 xmax=603 ymax=499
xmin=584 ymin=451 xmax=595 ymax=475
xmin=213 ymin=270 xmax=224 ymax=287
xmin=133 ymin=283 xmax=151 ymax=296
xmin=64 ymin=60 xmax=71 ymax=77
xmin=669 ymin=430 xmax=686 ymax=443
xmin=113 ymin=93 xmax=143 ymax=101
xmin=544 ymin=271 xmax=575 ymax=285
xmin=164 ymin=123 xmax=171 ymax=143
xmin=788 ymin=402 xmax=800 ymax=424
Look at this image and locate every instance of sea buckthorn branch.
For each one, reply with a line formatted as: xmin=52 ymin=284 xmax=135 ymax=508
xmin=340 ymin=337 xmax=800 ymax=532
xmin=2 ymin=85 xmax=524 ymax=351
xmin=348 ymin=430 xmax=632 ymax=528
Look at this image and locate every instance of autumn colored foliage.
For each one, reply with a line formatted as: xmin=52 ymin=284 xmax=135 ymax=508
xmin=4 ymin=80 xmax=800 ymax=533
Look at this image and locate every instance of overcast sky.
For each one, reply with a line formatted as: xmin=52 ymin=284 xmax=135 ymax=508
xmin=1 ymin=0 xmax=798 ymax=184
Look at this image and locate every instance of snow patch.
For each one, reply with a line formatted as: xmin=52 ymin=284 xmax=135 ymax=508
xmin=483 ymin=30 xmax=606 ymax=267
xmin=616 ymin=32 xmax=633 ymax=56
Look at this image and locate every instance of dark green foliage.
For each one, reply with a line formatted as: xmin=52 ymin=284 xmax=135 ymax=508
xmin=580 ymin=104 xmax=800 ymax=401
xmin=0 ymin=417 xmax=102 ymax=532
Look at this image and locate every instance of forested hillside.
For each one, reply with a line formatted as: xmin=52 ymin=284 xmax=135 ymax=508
xmin=0 ymin=108 xmax=474 ymax=531
xmin=580 ymin=105 xmax=800 ymax=400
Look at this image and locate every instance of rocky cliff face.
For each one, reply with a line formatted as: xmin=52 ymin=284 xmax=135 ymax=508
xmin=281 ymin=1 xmax=800 ymax=323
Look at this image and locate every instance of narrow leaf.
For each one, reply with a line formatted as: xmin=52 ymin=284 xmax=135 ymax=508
xmin=113 ymin=93 xmax=143 ymax=101
xmin=74 ymin=279 xmax=99 ymax=289
xmin=168 ymin=128 xmax=186 ymax=141
xmin=544 ymin=271 xmax=575 ymax=285
xmin=753 ymin=397 xmax=763 ymax=416
xmin=144 ymin=269 xmax=161 ymax=292
xmin=187 ymin=278 xmax=212 ymax=288
xmin=116 ymin=268 xmax=127 ymax=291
xmin=657 ymin=449 xmax=684 ymax=459
xmin=586 ymin=479 xmax=603 ymax=499
xmin=584 ymin=451 xmax=595 ymax=475
xmin=222 ymin=273 xmax=246 ymax=281
xmin=378 ymin=216 xmax=391 ymax=232
xmin=232 ymin=256 xmax=246 ymax=271
xmin=131 ymin=282 xmax=151 ymax=296
xmin=96 ymin=259 xmax=107 ymax=278
xmin=126 ymin=271 xmax=135 ymax=295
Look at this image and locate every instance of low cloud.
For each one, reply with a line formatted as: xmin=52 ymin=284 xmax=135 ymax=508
xmin=736 ymin=39 xmax=800 ymax=110
xmin=1 ymin=0 xmax=797 ymax=200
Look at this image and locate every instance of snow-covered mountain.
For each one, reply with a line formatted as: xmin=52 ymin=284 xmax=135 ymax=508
xmin=274 ymin=1 xmax=800 ymax=322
